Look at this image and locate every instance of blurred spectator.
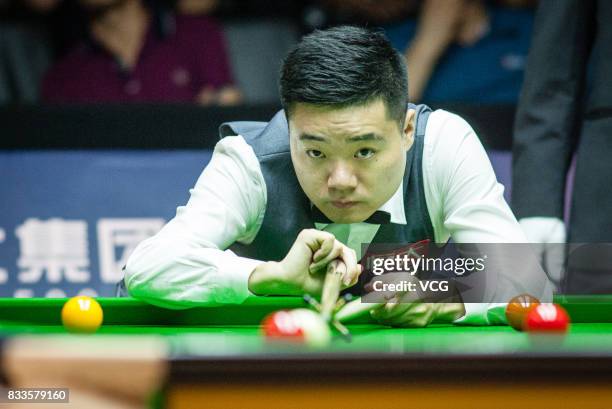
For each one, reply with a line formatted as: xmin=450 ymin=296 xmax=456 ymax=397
xmin=42 ymin=0 xmax=241 ymax=104
xmin=0 ymin=0 xmax=59 ymax=103
xmin=397 ymin=0 xmax=536 ymax=103
xmin=318 ymin=0 xmax=537 ymax=103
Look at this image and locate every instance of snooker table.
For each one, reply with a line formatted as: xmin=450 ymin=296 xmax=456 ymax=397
xmin=1 ymin=296 xmax=612 ymax=409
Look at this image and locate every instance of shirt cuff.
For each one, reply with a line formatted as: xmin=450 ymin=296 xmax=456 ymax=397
xmin=453 ymin=303 xmax=507 ymax=326
xmin=218 ymin=250 xmax=265 ymax=303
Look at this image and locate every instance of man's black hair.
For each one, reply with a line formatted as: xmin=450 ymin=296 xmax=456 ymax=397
xmin=280 ymin=25 xmax=408 ymax=126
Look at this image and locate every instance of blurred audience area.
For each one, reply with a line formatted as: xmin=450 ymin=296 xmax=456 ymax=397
xmin=0 ymin=0 xmax=305 ymax=104
xmin=1 ymin=0 xmax=538 ymax=152
xmin=1 ymin=0 xmax=537 ymax=105
xmin=316 ymin=0 xmax=537 ymax=103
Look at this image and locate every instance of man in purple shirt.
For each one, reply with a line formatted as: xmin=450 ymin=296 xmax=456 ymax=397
xmin=42 ymin=0 xmax=241 ymax=104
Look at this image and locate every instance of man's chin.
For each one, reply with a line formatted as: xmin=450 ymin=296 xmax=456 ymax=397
xmin=323 ymin=209 xmax=371 ymax=224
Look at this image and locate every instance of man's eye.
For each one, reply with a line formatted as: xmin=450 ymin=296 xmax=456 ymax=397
xmin=355 ymin=148 xmax=375 ymax=159
xmin=306 ymin=149 xmax=325 ymax=158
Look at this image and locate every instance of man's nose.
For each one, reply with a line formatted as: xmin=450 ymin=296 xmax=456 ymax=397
xmin=328 ymin=162 xmax=358 ymax=192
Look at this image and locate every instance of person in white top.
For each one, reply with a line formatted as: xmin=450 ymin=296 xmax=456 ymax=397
xmin=124 ymin=26 xmax=552 ymax=326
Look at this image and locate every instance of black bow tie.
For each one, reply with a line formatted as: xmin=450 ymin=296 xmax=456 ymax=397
xmin=311 ymin=206 xmax=391 ymax=224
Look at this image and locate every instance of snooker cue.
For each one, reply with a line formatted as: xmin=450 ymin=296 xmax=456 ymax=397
xmin=320 ymin=259 xmax=346 ymax=322
xmin=303 ymin=294 xmax=352 ymax=341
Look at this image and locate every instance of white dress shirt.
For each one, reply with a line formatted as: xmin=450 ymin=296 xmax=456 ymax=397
xmin=125 ymin=109 xmax=531 ymax=324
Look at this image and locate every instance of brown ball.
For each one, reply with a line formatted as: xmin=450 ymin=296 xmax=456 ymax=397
xmin=505 ymin=294 xmax=540 ymax=331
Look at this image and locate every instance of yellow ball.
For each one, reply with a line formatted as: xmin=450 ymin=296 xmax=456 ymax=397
xmin=61 ymin=296 xmax=103 ymax=333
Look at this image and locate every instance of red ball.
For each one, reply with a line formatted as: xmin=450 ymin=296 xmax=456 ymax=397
xmin=525 ymin=304 xmax=570 ymax=333
xmin=505 ymin=294 xmax=540 ymax=331
xmin=261 ymin=309 xmax=332 ymax=347
xmin=261 ymin=310 xmax=305 ymax=341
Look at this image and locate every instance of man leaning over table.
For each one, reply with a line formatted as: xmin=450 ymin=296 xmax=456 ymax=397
xmin=123 ymin=26 xmax=552 ymax=327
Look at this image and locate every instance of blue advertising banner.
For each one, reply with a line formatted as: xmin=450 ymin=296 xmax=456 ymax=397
xmin=0 ymin=150 xmax=212 ymax=297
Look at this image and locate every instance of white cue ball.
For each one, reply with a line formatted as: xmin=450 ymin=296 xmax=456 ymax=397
xmin=289 ymin=308 xmax=332 ymax=347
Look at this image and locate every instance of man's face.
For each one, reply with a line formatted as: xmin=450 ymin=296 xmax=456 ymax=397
xmin=289 ymin=99 xmax=414 ymax=224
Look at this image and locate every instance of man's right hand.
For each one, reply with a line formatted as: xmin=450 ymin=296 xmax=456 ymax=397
xmin=248 ymin=229 xmax=361 ymax=296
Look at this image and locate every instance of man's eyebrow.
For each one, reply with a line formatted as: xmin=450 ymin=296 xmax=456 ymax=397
xmin=298 ymin=133 xmax=386 ymax=143
xmin=346 ymin=133 xmax=386 ymax=143
xmin=299 ymin=133 xmax=329 ymax=143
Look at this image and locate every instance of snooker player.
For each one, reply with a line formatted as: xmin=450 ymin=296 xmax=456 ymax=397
xmin=124 ymin=26 xmax=552 ymax=326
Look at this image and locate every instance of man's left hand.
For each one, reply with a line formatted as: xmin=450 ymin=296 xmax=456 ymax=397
xmin=370 ymin=296 xmax=466 ymax=327
xmin=370 ymin=296 xmax=440 ymax=327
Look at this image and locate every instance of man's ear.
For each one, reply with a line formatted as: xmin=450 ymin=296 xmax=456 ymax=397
xmin=402 ymin=109 xmax=416 ymax=149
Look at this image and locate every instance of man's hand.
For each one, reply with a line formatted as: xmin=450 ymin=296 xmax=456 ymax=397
xmin=371 ymin=297 xmax=465 ymax=327
xmin=371 ymin=296 xmax=440 ymax=327
xmin=365 ymin=273 xmax=465 ymax=327
xmin=248 ymin=229 xmax=361 ymax=296
xmin=519 ymin=217 xmax=566 ymax=289
xmin=196 ymin=85 xmax=243 ymax=106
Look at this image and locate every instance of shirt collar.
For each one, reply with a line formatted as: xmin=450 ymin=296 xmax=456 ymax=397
xmin=379 ymin=180 xmax=406 ymax=225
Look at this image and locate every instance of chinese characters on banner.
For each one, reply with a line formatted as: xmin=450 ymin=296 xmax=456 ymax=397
xmin=2 ymin=218 xmax=164 ymax=298
xmin=0 ymin=149 xmax=213 ymax=298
